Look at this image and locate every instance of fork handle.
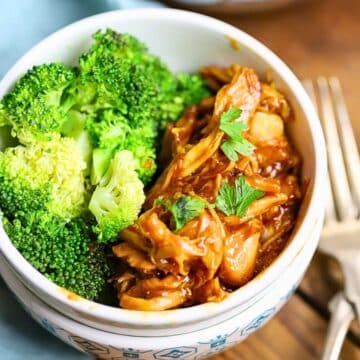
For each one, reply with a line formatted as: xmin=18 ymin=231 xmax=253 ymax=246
xmin=321 ymin=292 xmax=355 ymax=360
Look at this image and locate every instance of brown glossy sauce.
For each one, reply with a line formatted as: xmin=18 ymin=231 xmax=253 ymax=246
xmin=111 ymin=65 xmax=303 ymax=311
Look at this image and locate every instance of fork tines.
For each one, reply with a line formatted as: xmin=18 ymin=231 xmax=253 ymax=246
xmin=302 ymin=77 xmax=360 ymax=223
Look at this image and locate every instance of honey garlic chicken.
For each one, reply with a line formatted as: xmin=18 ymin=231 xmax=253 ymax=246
xmin=112 ymin=65 xmax=302 ymax=311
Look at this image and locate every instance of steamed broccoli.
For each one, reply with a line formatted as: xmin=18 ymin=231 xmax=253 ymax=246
xmin=80 ymin=30 xmax=148 ymax=70
xmin=0 ymin=29 xmax=211 ymax=302
xmin=89 ymin=150 xmax=145 ymax=243
xmin=73 ymin=41 xmax=161 ymax=184
xmin=0 ymin=63 xmax=92 ymax=167
xmin=77 ymin=30 xmax=210 ymax=126
xmin=0 ymin=137 xmax=112 ymax=301
xmin=0 ymin=104 xmax=7 ymax=128
xmin=65 ymin=29 xmax=209 ymax=184
xmin=123 ymin=124 xmax=157 ymax=183
xmin=86 ymin=109 xmax=157 ymax=185
xmin=0 ymin=135 xmax=86 ymax=219
xmin=61 ymin=110 xmax=93 ymax=172
xmin=159 ymin=73 xmax=211 ymax=127
xmin=1 ymin=214 xmax=111 ymax=301
xmin=1 ymin=63 xmax=76 ymax=143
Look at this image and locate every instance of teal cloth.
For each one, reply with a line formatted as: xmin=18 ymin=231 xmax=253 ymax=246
xmin=0 ymin=1 xmax=163 ymax=359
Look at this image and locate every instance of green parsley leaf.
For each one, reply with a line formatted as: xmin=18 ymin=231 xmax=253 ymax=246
xmin=156 ymin=196 xmax=207 ymax=232
xmin=220 ymin=108 xmax=242 ymax=123
xmin=215 ymin=176 xmax=264 ymax=217
xmin=221 ymin=138 xmax=254 ymax=162
xmin=220 ymin=108 xmax=255 ymax=161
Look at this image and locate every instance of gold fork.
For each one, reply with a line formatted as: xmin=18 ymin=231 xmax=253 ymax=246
xmin=303 ymin=77 xmax=360 ymax=360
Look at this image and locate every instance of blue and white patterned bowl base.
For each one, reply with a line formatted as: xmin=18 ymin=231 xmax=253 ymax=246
xmin=0 ymin=248 xmax=303 ymax=360
xmin=34 ymin=306 xmax=287 ymax=360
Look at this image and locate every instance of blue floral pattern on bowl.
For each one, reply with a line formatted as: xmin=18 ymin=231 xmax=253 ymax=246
xmin=20 ymin=304 xmax=281 ymax=359
xmin=9 ymin=262 xmax=301 ymax=360
xmin=153 ymin=346 xmax=197 ymax=359
xmin=239 ymin=307 xmax=276 ymax=337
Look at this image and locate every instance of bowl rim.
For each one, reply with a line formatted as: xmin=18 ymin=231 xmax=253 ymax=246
xmin=0 ymin=8 xmax=327 ymax=328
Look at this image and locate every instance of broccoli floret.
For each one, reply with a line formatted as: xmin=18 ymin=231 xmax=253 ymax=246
xmin=86 ymin=109 xmax=131 ymax=185
xmin=77 ymin=54 xmax=160 ymax=128
xmin=0 ymin=136 xmax=111 ymax=301
xmin=86 ymin=109 xmax=130 ymax=151
xmin=76 ymin=30 xmax=210 ymax=124
xmin=89 ymin=150 xmax=145 ymax=243
xmin=66 ymin=30 xmax=209 ymax=186
xmin=0 ymin=135 xmax=86 ymax=219
xmin=82 ymin=31 xmax=210 ymax=127
xmin=1 ymin=213 xmax=112 ymax=301
xmin=79 ymin=30 xmax=153 ymax=75
xmin=91 ymin=147 xmax=115 ymax=187
xmin=61 ymin=110 xmax=93 ymax=172
xmin=0 ymin=104 xmax=8 ymax=128
xmin=124 ymin=124 xmax=157 ymax=184
xmin=68 ymin=31 xmax=159 ymax=120
xmin=66 ymin=34 xmax=162 ymax=185
xmin=160 ymin=73 xmax=211 ymax=127
xmin=1 ymin=63 xmax=76 ymax=143
xmin=86 ymin=109 xmax=156 ymax=184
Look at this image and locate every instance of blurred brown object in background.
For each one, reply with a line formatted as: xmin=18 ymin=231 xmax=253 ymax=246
xmin=162 ymin=0 xmax=305 ymax=14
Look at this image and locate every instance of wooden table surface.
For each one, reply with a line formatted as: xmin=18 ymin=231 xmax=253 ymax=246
xmin=175 ymin=0 xmax=360 ymax=358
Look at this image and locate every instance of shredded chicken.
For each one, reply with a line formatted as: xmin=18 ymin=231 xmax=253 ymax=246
xmin=112 ymin=65 xmax=302 ymax=311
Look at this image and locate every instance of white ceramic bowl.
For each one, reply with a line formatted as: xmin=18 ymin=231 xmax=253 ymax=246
xmin=0 ymin=215 xmax=322 ymax=359
xmin=0 ymin=7 xmax=326 ymax=353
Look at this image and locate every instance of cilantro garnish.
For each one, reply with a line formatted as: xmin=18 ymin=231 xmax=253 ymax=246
xmin=215 ymin=176 xmax=264 ymax=217
xmin=156 ymin=196 xmax=207 ymax=232
xmin=220 ymin=108 xmax=255 ymax=161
